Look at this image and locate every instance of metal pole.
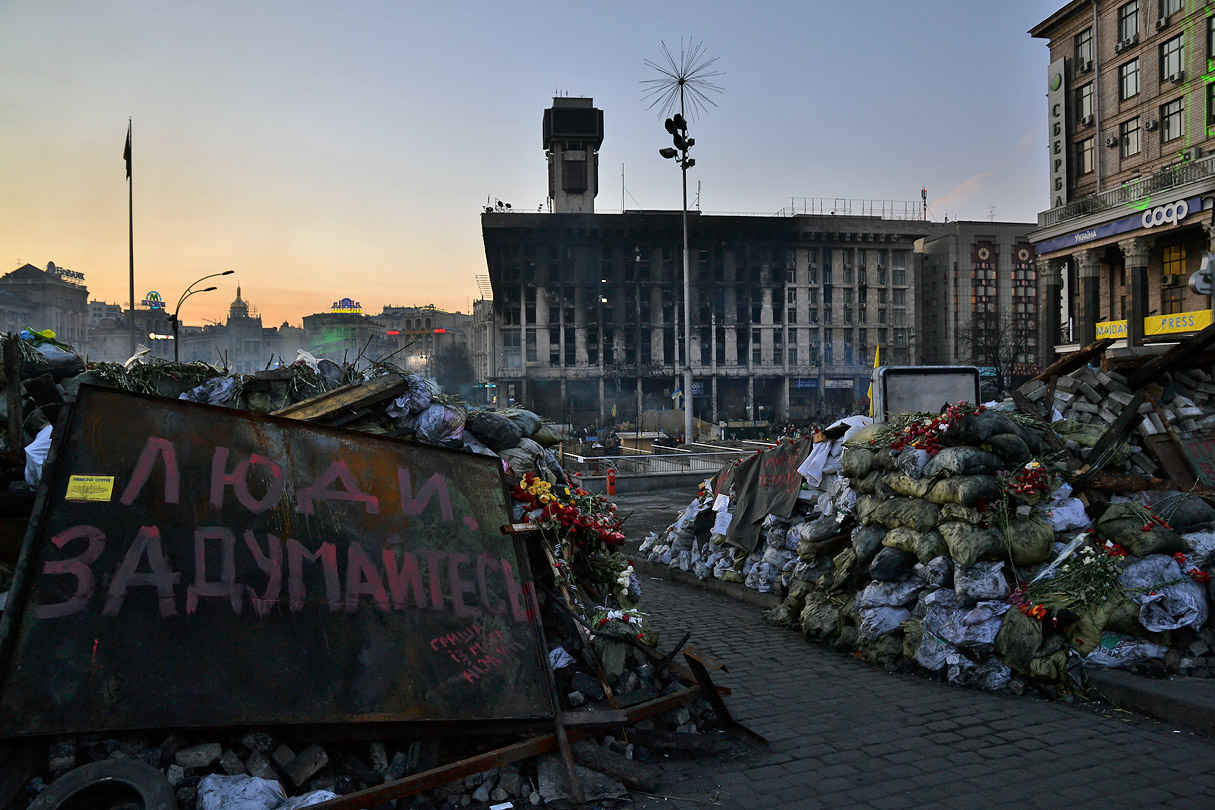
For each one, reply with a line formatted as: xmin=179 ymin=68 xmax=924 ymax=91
xmin=127 ymin=121 xmax=135 ymax=359
xmin=680 ymin=87 xmax=693 ymax=444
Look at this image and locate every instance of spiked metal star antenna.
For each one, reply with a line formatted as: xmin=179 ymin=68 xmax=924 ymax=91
xmin=641 ymin=38 xmax=724 ymax=121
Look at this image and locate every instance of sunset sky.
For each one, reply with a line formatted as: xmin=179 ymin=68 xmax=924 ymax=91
xmin=2 ymin=0 xmax=1062 ymax=328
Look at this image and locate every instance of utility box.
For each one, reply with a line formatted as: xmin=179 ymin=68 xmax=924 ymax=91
xmin=870 ymin=365 xmax=981 ymax=423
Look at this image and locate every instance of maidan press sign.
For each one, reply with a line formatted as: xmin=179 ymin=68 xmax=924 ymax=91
xmin=0 ymin=386 xmax=553 ymax=736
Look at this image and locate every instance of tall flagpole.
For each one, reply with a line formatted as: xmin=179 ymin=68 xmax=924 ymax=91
xmin=126 ymin=119 xmax=135 ymax=358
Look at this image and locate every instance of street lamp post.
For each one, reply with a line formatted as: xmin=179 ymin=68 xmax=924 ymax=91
xmin=660 ymin=110 xmax=695 ymax=444
xmin=171 ymin=270 xmax=234 ymax=362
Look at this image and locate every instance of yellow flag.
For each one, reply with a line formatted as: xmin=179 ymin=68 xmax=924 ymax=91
xmin=611 ymin=402 xmax=617 ymax=418
xmin=867 ymin=344 xmax=880 ymax=418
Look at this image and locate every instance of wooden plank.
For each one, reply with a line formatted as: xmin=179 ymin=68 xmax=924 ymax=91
xmin=1143 ymin=389 xmax=1207 ymax=485
xmin=4 ymin=338 xmax=21 ymax=461
xmin=1143 ymin=435 xmax=1198 ymax=488
xmin=1030 ymin=338 xmax=1114 ymax=383
xmin=271 ymin=372 xmax=410 ymax=421
xmin=1073 ymin=390 xmax=1146 ymax=487
xmin=1126 ymin=322 xmax=1215 ymax=388
xmin=306 ymin=687 xmax=703 ymax=810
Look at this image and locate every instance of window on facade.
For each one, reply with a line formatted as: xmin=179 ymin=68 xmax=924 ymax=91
xmin=1160 ymin=33 xmax=1184 ymax=80
xmin=1162 ymin=97 xmax=1184 ymax=141
xmin=1076 ymin=27 xmax=1093 ymax=64
xmin=1076 ymin=83 xmax=1094 ymax=120
xmin=893 ymin=290 xmax=906 ymax=307
xmin=1119 ymin=1 xmax=1138 ymax=41
xmin=1120 ymin=59 xmax=1140 ymax=100
xmin=1161 ymin=0 xmax=1181 ymax=16
xmin=1163 ymin=244 xmax=1186 ymax=277
xmin=788 ymin=307 xmax=797 ymax=324
xmin=843 ymin=264 xmax=853 ymax=284
xmin=1209 ymin=15 xmax=1215 ymax=59
xmin=787 ymin=288 xmax=797 ymax=304
xmin=785 ymin=266 xmax=796 ymax=284
xmin=809 ymin=308 xmax=819 ymax=324
xmin=788 ymin=346 xmax=797 ymax=365
xmin=1208 ymin=82 xmax=1215 ymax=128
xmin=1121 ymin=117 xmax=1142 ymax=157
xmin=1163 ymin=285 xmax=1185 ymax=314
xmin=1078 ymin=137 xmax=1095 ymax=174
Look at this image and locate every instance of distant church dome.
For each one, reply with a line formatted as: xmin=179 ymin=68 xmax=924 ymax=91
xmin=229 ymin=286 xmax=249 ymax=318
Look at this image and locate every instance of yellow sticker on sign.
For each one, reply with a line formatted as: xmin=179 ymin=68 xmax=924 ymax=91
xmin=65 ymin=475 xmax=115 ymax=502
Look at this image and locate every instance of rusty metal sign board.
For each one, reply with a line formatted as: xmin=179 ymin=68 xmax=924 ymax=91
xmin=1182 ymin=436 xmax=1215 ymax=486
xmin=0 ymin=386 xmax=554 ymax=737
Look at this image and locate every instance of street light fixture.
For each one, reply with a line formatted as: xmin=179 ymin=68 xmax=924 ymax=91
xmin=170 ymin=270 xmax=234 ymax=362
xmin=645 ymin=39 xmax=722 ymax=444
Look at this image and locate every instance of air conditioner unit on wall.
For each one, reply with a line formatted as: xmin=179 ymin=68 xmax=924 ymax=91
xmin=1162 ymin=274 xmax=1177 ymax=286
xmin=1105 ymin=135 xmax=1119 ymax=147
xmin=1170 ymin=71 xmax=1185 ymax=83
xmin=1157 ymin=17 xmax=1170 ymax=31
xmin=1115 ymin=40 xmax=1125 ymax=53
xmin=1080 ymin=114 xmax=1094 ymax=126
xmin=1078 ymin=58 xmax=1093 ymax=73
xmin=1144 ymin=119 xmax=1159 ymax=131
xmin=1184 ymin=147 xmax=1202 ymax=161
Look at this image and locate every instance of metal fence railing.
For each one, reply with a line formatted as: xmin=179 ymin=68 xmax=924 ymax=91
xmin=562 ymin=449 xmax=750 ymax=478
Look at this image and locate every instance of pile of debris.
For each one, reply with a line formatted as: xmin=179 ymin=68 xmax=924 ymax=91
xmin=0 ymin=335 xmax=751 ymax=810
xmin=641 ymin=329 xmax=1215 ymax=698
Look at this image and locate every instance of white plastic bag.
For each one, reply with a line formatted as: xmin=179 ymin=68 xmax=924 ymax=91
xmin=278 ymin=792 xmax=339 ymax=810
xmin=1121 ymin=555 xmax=1208 ymax=632
xmin=1083 ymin=633 xmax=1168 ymax=668
xmin=196 ymin=774 xmax=285 ymax=810
xmin=23 ymin=424 xmax=52 ymax=488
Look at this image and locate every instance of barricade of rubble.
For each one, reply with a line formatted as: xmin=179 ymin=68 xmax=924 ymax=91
xmin=640 ymin=332 xmax=1215 ymax=699
xmin=0 ymin=334 xmax=749 ymax=810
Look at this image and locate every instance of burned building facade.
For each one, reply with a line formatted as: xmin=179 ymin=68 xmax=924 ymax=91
xmin=482 ymin=209 xmax=929 ymax=425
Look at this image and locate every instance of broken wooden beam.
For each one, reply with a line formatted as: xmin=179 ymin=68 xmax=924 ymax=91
xmin=271 ymin=372 xmax=411 ymax=422
xmin=570 ymin=741 xmax=661 ymax=792
xmin=1031 ymin=338 xmax=1114 ymax=383
xmin=1126 ymin=322 xmax=1215 ymax=388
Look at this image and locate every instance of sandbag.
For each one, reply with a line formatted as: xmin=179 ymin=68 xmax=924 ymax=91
xmin=859 ymin=607 xmax=911 ymax=641
xmin=872 ymin=498 xmax=940 ymax=532
xmin=914 ymin=555 xmax=954 ymax=589
xmin=939 ymin=503 xmax=985 ymax=526
xmin=852 ymin=524 xmax=887 ymax=566
xmin=922 ymin=446 xmax=1002 ymax=478
xmin=855 ymin=494 xmax=880 ymax=525
xmin=531 ymin=425 xmax=563 ymax=448
xmin=196 ymin=775 xmax=285 ymax=810
xmin=501 ymin=407 xmax=542 ymax=438
xmin=465 ymin=410 xmax=523 ymax=450
xmin=954 ymin=561 xmax=1007 ymax=607
xmin=1143 ymin=492 xmax=1215 ymax=531
xmin=984 ymin=432 xmax=1031 ymax=464
xmin=850 ymin=470 xmax=879 ymax=495
xmin=882 ymin=471 xmax=930 ymax=499
xmin=1121 ymin=555 xmax=1208 ymax=632
xmin=827 ymin=548 xmax=858 ymax=592
xmin=994 ymin=607 xmax=1044 ymax=675
xmin=894 ymin=448 xmax=931 ymax=480
xmin=840 ymin=448 xmax=874 ymax=479
xmin=1095 ymin=503 xmax=1187 ymax=557
xmin=800 ymin=593 xmax=842 ymax=640
xmin=939 ymin=520 xmax=1005 ymax=568
xmin=920 ymin=588 xmax=1009 ymax=649
xmin=786 ymin=578 xmax=815 ymax=611
xmin=844 ymin=423 xmax=885 ymax=449
xmin=870 ymin=547 xmax=917 ymax=582
xmin=871 ymin=448 xmax=896 ymax=471
xmin=925 ymin=475 xmax=1002 ymax=507
xmin=1005 ymin=518 xmax=1054 ymax=566
xmin=856 ymin=577 xmax=924 ymax=609
xmin=882 ymin=527 xmax=947 ymax=564
xmin=1083 ymin=633 xmax=1168 ymax=668
xmin=948 ymin=410 xmax=1020 ymax=446
xmin=386 ymin=375 xmax=433 ymax=417
xmin=415 ymin=403 xmax=467 ymax=444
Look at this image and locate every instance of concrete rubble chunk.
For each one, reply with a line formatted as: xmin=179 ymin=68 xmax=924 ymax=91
xmin=240 ymin=732 xmax=275 ymax=753
xmin=1139 ymin=417 xmax=1160 ymax=437
xmin=1107 ymin=390 xmax=1134 ymax=407
xmin=271 ymin=743 xmax=296 ymax=770
xmin=1098 ymin=408 xmax=1118 ymax=424
xmin=369 ymin=742 xmax=388 ymax=774
xmin=165 ymin=764 xmax=185 ymax=787
xmin=47 ymin=740 xmax=75 ymax=772
xmin=220 ymin=749 xmax=247 ymax=776
xmin=1178 ymin=406 xmax=1206 ymax=418
xmin=384 ymin=751 xmax=410 ymax=782
xmin=1072 ymin=401 xmax=1099 ymax=413
xmin=246 ymin=750 xmax=277 ymax=781
xmin=1080 ymin=382 xmax=1104 ymax=404
xmin=1055 ymin=375 xmax=1079 ymax=392
xmin=286 ymin=744 xmax=329 ymax=788
xmin=175 ymin=742 xmax=222 ymax=769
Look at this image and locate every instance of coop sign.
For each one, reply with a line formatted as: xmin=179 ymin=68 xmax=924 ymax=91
xmin=331 ymin=297 xmax=363 ymax=314
xmin=1141 ymin=200 xmax=1190 ymax=228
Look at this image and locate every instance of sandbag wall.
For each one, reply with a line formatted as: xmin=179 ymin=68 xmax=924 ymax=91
xmin=757 ymin=403 xmax=1215 ymax=693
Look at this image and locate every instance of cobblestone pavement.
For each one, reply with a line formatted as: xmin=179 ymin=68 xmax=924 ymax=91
xmin=628 ymin=572 xmax=1215 ymax=810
